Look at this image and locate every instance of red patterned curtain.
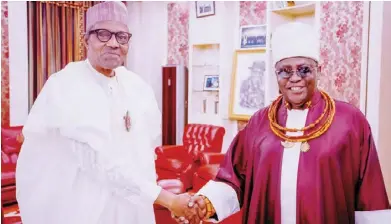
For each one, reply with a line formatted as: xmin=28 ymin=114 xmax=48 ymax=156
xmin=27 ymin=1 xmax=100 ymax=106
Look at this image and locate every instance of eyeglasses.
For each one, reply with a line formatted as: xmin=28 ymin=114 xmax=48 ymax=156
xmin=89 ymin=29 xmax=132 ymax=45
xmin=275 ymin=65 xmax=316 ymax=79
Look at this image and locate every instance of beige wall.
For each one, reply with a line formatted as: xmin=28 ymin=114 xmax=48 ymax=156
xmin=377 ymin=2 xmax=391 ymax=203
xmin=367 ymin=1 xmax=391 ymax=202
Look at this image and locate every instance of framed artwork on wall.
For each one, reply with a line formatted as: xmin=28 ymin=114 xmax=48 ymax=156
xmin=195 ymin=1 xmax=215 ymax=18
xmin=229 ymin=49 xmax=267 ymax=120
xmin=203 ymin=75 xmax=219 ymax=91
xmin=239 ymin=25 xmax=267 ymax=49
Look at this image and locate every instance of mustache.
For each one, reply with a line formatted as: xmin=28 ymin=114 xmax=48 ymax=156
xmin=103 ymin=51 xmax=121 ymax=56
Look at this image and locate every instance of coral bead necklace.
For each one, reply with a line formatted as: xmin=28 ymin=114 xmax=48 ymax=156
xmin=268 ymin=91 xmax=335 ymax=152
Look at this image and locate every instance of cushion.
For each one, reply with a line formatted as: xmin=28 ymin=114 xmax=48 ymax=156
xmin=157 ymin=179 xmax=185 ymax=194
xmin=154 ymin=179 xmax=185 ymax=210
xmin=1 ymin=185 xmax=17 ymax=204
xmin=1 ymin=126 xmax=24 ymax=154
xmin=1 ymin=171 xmax=15 ymax=187
xmin=155 ymin=158 xmax=192 ymax=173
xmin=196 ymin=164 xmax=220 ymax=181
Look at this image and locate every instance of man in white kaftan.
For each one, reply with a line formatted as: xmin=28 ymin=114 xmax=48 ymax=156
xmin=16 ymin=2 xmax=197 ymax=224
xmin=17 ymin=59 xmax=161 ymax=223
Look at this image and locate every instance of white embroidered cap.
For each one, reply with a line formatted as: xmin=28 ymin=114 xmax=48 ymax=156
xmin=86 ymin=1 xmax=129 ymax=31
xmin=271 ymin=22 xmax=319 ymax=66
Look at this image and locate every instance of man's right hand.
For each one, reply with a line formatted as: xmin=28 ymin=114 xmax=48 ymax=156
xmin=171 ymin=195 xmax=209 ymax=224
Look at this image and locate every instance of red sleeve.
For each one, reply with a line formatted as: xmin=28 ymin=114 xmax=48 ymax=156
xmin=214 ymin=127 xmax=249 ymax=206
xmin=355 ymin=113 xmax=390 ymax=210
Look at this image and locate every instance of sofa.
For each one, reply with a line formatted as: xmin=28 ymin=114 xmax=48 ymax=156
xmin=155 ymin=124 xmax=225 ymax=190
xmin=1 ymin=201 xmax=22 ymax=224
xmin=1 ymin=126 xmax=24 ymax=205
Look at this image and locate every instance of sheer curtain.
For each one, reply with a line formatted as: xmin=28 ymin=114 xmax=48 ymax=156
xmin=27 ymin=1 xmax=99 ymax=107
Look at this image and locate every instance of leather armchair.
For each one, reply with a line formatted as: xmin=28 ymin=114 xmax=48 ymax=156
xmin=155 ymin=124 xmax=225 ymax=190
xmin=192 ymin=152 xmax=243 ymax=224
xmin=154 ymin=179 xmax=185 ymax=224
xmin=1 ymin=201 xmax=22 ymax=224
xmin=1 ymin=126 xmax=24 ymax=205
xmin=192 ymin=152 xmax=225 ymax=192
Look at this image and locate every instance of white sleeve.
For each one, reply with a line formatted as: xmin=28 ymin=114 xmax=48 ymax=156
xmin=355 ymin=210 xmax=391 ymax=224
xmin=70 ymin=138 xmax=162 ymax=204
xmin=138 ymin=86 xmax=161 ymax=181
xmin=197 ymin=180 xmax=240 ymax=222
xmin=22 ymin=75 xmax=162 ymax=204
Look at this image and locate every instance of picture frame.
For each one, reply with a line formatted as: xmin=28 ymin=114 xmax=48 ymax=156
xmin=229 ymin=49 xmax=267 ymax=121
xmin=272 ymin=1 xmax=295 ymax=9
xmin=273 ymin=1 xmax=288 ymax=9
xmin=203 ymin=75 xmax=219 ymax=91
xmin=239 ymin=25 xmax=267 ymax=49
xmin=195 ymin=1 xmax=216 ymax=18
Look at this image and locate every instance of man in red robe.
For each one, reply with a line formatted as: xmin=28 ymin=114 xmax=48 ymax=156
xmin=174 ymin=22 xmax=390 ymax=224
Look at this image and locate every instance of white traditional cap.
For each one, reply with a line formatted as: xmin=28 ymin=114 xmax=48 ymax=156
xmin=86 ymin=1 xmax=129 ymax=31
xmin=271 ymin=22 xmax=319 ymax=65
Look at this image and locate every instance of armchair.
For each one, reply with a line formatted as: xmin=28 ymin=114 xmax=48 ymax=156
xmin=192 ymin=152 xmax=243 ymax=224
xmin=153 ymin=179 xmax=185 ymax=224
xmin=1 ymin=126 xmax=24 ymax=205
xmin=155 ymin=124 xmax=225 ymax=190
xmin=192 ymin=152 xmax=225 ymax=192
xmin=2 ymin=201 xmax=22 ymax=224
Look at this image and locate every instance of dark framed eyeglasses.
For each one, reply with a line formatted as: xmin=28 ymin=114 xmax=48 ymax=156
xmin=275 ymin=65 xmax=316 ymax=79
xmin=89 ymin=29 xmax=132 ymax=45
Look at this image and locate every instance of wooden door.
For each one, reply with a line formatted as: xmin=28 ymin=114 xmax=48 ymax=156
xmin=162 ymin=66 xmax=177 ymax=145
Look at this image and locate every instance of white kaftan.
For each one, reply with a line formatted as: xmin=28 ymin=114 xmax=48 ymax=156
xmin=15 ymin=60 xmax=162 ymax=224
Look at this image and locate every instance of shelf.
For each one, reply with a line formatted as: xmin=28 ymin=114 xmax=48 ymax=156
xmin=271 ymin=3 xmax=315 ymax=17
xmin=192 ymin=90 xmax=219 ymax=93
xmin=192 ymin=64 xmax=220 ymax=68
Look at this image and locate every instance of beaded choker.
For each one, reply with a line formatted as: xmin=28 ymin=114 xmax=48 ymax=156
xmin=268 ymin=91 xmax=335 ymax=152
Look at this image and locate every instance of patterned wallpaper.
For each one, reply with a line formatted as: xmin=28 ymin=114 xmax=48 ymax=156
xmin=319 ymin=1 xmax=363 ymax=108
xmin=166 ymin=1 xmax=268 ymax=67
xmin=167 ymin=2 xmax=189 ymax=67
xmin=236 ymin=1 xmax=364 ymax=130
xmin=239 ymin=1 xmax=267 ymax=26
xmin=1 ymin=1 xmax=9 ymax=126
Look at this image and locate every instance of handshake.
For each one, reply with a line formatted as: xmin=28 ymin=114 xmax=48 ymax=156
xmin=168 ymin=193 xmax=215 ymax=224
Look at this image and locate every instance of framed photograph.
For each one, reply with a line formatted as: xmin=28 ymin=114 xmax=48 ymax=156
xmin=229 ymin=49 xmax=267 ymax=120
xmin=272 ymin=1 xmax=295 ymax=9
xmin=273 ymin=1 xmax=288 ymax=9
xmin=195 ymin=1 xmax=216 ymax=18
xmin=240 ymin=25 xmax=267 ymax=49
xmin=203 ymin=75 xmax=219 ymax=91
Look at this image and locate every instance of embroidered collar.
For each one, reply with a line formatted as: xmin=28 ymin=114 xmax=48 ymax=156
xmin=85 ymin=59 xmax=118 ymax=88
